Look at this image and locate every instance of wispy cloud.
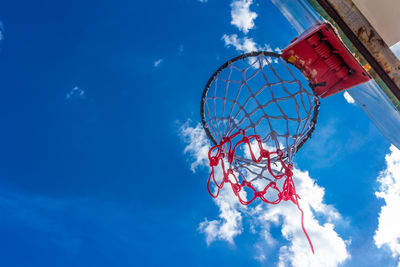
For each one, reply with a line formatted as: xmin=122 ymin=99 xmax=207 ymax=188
xmin=180 ymin=121 xmax=349 ymax=266
xmin=154 ymin=58 xmax=163 ymax=67
xmin=222 ymin=34 xmax=280 ymax=62
xmin=198 ymin=0 xmax=208 ymax=3
xmin=343 ymin=91 xmax=355 ymax=104
xmin=222 ymin=34 xmax=257 ymax=53
xmin=66 ymin=86 xmax=85 ymax=100
xmin=374 ymin=145 xmax=400 ymax=263
xmin=230 ymin=0 xmax=258 ymax=34
xmin=180 ymin=121 xmax=210 ymax=172
xmin=223 ymin=34 xmax=279 ymax=53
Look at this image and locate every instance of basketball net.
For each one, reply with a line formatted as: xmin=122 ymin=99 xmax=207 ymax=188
xmin=201 ymin=52 xmax=319 ymax=253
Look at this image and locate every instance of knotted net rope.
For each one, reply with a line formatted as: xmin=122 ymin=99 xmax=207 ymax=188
xmin=201 ymin=51 xmax=320 ymax=253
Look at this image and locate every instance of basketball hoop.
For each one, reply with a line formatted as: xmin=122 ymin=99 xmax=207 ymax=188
xmin=201 ymin=51 xmax=319 ymax=253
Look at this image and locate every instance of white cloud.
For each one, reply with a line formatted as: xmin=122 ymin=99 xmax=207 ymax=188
xmin=180 ymin=121 xmax=350 ymax=266
xmin=66 ymin=86 xmax=85 ymax=100
xmin=343 ymin=91 xmax=355 ymax=104
xmin=223 ymin=1 xmax=280 ymax=64
xmin=390 ymin=41 xmax=400 ymax=59
xmin=198 ymin=0 xmax=208 ymax=3
xmin=154 ymin=58 xmax=163 ymax=67
xmin=374 ymin=145 xmax=400 ymax=263
xmin=230 ymin=0 xmax=258 ymax=34
xmin=222 ymin=34 xmax=257 ymax=53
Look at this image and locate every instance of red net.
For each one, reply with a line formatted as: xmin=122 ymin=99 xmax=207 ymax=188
xmin=207 ymin=129 xmax=314 ymax=253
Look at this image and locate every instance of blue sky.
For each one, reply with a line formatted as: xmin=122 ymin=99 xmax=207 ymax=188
xmin=0 ymin=0 xmax=400 ymax=266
